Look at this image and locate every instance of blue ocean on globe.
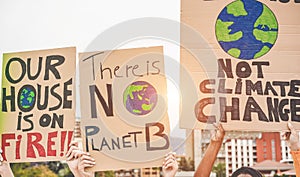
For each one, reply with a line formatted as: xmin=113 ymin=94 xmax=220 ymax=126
xmin=123 ymin=81 xmax=157 ymax=116
xmin=216 ymin=0 xmax=278 ymax=60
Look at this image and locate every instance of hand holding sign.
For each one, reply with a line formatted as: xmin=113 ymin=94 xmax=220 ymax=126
xmin=66 ymin=141 xmax=95 ymax=177
xmin=162 ymin=152 xmax=178 ymax=177
xmin=282 ymin=123 xmax=300 ymax=151
xmin=211 ymin=123 xmax=225 ymax=142
xmin=0 ymin=149 xmax=14 ymax=177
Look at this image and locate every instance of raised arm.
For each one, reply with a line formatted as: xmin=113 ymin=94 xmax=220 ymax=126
xmin=194 ymin=123 xmax=225 ymax=177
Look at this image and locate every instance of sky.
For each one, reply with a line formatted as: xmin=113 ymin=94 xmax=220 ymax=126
xmin=0 ymin=0 xmax=180 ymax=53
xmin=0 ymin=0 xmax=185 ymax=138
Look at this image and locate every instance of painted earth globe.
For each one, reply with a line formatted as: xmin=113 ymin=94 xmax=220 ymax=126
xmin=215 ymin=0 xmax=278 ymax=60
xmin=20 ymin=86 xmax=35 ymax=109
xmin=123 ymin=81 xmax=157 ymax=116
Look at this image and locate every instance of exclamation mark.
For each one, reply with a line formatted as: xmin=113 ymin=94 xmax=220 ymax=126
xmin=60 ymin=131 xmax=67 ymax=157
xmin=67 ymin=131 xmax=74 ymax=151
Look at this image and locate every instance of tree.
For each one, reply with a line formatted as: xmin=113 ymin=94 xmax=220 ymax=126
xmin=212 ymin=163 xmax=226 ymax=177
xmin=11 ymin=163 xmax=57 ymax=177
xmin=96 ymin=171 xmax=115 ymax=177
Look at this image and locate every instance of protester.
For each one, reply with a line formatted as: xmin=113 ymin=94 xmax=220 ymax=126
xmin=2 ymin=121 xmax=299 ymax=177
xmin=66 ymin=141 xmax=179 ymax=177
xmin=0 ymin=149 xmax=14 ymax=177
xmin=194 ymin=123 xmax=263 ymax=177
xmin=231 ymin=167 xmax=263 ymax=177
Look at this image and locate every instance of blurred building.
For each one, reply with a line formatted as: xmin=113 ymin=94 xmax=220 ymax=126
xmin=225 ymin=139 xmax=257 ymax=175
xmin=192 ymin=130 xmax=295 ymax=177
xmin=256 ymin=133 xmax=282 ymax=162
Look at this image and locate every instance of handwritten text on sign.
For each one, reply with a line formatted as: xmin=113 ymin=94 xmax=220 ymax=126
xmin=180 ymin=0 xmax=300 ymax=131
xmin=196 ymin=59 xmax=300 ymax=124
xmin=79 ymin=47 xmax=170 ymax=171
xmin=1 ymin=47 xmax=76 ymax=162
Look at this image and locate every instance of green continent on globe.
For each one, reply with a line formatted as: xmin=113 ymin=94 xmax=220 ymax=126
xmin=254 ymin=5 xmax=278 ymax=30
xmin=227 ymin=0 xmax=247 ymax=17
xmin=228 ymin=48 xmax=241 ymax=58
xmin=123 ymin=81 xmax=157 ymax=115
xmin=124 ymin=84 xmax=153 ymax=114
xmin=123 ymin=84 xmax=149 ymax=103
xmin=216 ymin=19 xmax=243 ymax=42
xmin=141 ymin=102 xmax=153 ymax=111
xmin=253 ymin=5 xmax=278 ymax=44
xmin=254 ymin=46 xmax=270 ymax=58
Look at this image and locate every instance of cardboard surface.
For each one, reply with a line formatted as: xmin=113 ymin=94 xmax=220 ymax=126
xmin=180 ymin=0 xmax=300 ymax=131
xmin=79 ymin=46 xmax=170 ymax=171
xmin=0 ymin=47 xmax=76 ymax=162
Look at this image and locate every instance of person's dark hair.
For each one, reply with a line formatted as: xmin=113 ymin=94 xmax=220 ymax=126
xmin=231 ymin=167 xmax=263 ymax=177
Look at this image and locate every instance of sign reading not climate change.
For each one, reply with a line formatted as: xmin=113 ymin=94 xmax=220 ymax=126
xmin=180 ymin=0 xmax=300 ymax=131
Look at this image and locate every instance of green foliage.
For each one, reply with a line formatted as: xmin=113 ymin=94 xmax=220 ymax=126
xmin=10 ymin=161 xmax=73 ymax=177
xmin=104 ymin=171 xmax=115 ymax=177
xmin=46 ymin=162 xmax=72 ymax=177
xmin=11 ymin=163 xmax=57 ymax=177
xmin=11 ymin=162 xmax=30 ymax=174
xmin=212 ymin=163 xmax=226 ymax=177
xmin=95 ymin=171 xmax=115 ymax=177
xmin=57 ymin=164 xmax=72 ymax=177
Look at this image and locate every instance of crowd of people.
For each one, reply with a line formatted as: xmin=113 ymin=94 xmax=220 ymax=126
xmin=0 ymin=122 xmax=299 ymax=177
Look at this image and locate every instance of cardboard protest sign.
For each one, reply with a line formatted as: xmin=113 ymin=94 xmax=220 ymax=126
xmin=79 ymin=46 xmax=170 ymax=171
xmin=180 ymin=0 xmax=300 ymax=131
xmin=0 ymin=47 xmax=76 ymax=162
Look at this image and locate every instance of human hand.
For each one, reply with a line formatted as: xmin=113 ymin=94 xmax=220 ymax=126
xmin=0 ymin=149 xmax=14 ymax=177
xmin=282 ymin=122 xmax=300 ymax=151
xmin=66 ymin=141 xmax=82 ymax=174
xmin=211 ymin=123 xmax=225 ymax=142
xmin=66 ymin=141 xmax=95 ymax=177
xmin=77 ymin=153 xmax=96 ymax=177
xmin=162 ymin=152 xmax=178 ymax=177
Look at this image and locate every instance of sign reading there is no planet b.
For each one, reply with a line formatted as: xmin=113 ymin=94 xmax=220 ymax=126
xmin=79 ymin=46 xmax=170 ymax=171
